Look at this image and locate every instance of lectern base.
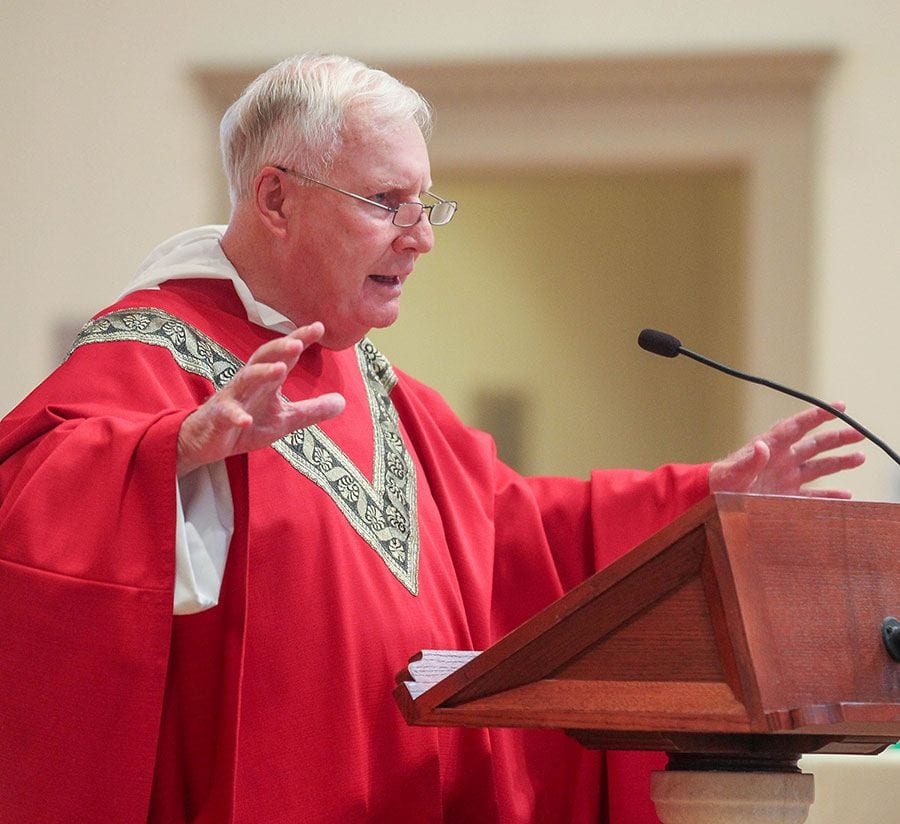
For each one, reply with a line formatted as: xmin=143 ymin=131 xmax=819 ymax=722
xmin=650 ymin=770 xmax=814 ymax=824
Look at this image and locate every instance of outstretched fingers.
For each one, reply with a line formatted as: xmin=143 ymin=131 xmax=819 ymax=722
xmin=794 ymin=450 xmax=867 ymax=485
xmin=796 ymin=487 xmax=855 ymax=500
xmin=789 ymin=425 xmax=865 ymax=464
xmin=282 ymin=393 xmax=347 ymax=432
xmin=708 ymin=403 xmax=867 ymax=497
xmin=176 ymin=323 xmax=344 ymax=475
xmin=762 ymin=403 xmax=845 ymax=450
xmin=221 ymin=361 xmax=290 ymax=414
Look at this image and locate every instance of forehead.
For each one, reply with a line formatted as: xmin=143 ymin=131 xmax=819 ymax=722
xmin=333 ymin=115 xmax=431 ymax=189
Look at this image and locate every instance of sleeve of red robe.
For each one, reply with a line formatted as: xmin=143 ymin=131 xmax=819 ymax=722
xmin=494 ymin=455 xmax=711 ymax=824
xmin=493 ymin=466 xmax=710 ymax=824
xmin=0 ymin=341 xmax=213 ymax=824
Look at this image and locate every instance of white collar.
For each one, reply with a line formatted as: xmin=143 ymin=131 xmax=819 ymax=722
xmin=124 ymin=224 xmax=296 ymax=334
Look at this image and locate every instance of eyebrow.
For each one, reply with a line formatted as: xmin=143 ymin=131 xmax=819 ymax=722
xmin=371 ymin=178 xmax=434 ymax=197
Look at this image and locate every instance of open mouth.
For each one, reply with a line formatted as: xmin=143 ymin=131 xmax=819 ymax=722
xmin=369 ymin=275 xmax=401 ymax=286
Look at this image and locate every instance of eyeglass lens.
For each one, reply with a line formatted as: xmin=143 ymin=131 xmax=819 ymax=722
xmin=429 ymin=201 xmax=456 ymax=225
xmin=393 ymin=200 xmax=457 ymax=227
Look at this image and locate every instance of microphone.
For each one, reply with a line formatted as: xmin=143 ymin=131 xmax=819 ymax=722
xmin=638 ymin=328 xmax=900 ymax=468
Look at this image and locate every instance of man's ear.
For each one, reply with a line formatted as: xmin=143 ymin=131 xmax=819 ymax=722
xmin=253 ymin=167 xmax=292 ymax=237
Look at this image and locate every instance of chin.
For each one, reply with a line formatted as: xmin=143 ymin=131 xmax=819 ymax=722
xmin=321 ymin=307 xmax=400 ymax=350
xmin=370 ymin=304 xmax=402 ymax=329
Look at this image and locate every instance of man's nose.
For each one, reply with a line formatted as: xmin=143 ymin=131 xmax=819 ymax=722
xmin=394 ymin=214 xmax=434 ymax=254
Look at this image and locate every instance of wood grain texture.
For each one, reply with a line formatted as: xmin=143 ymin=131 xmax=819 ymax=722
xmin=395 ymin=494 xmax=900 ymax=758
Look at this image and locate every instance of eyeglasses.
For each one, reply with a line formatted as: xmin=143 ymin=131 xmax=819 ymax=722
xmin=274 ymin=166 xmax=457 ymax=227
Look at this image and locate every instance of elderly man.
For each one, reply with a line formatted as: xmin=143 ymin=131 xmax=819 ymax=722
xmin=0 ymin=54 xmax=863 ymax=823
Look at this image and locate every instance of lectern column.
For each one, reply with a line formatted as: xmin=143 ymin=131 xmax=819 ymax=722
xmin=650 ymin=770 xmax=815 ymax=824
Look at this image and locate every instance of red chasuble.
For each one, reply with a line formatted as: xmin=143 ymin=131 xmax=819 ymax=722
xmin=0 ymin=279 xmax=709 ymax=823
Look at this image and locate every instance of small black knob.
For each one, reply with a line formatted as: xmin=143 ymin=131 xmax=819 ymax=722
xmin=881 ymin=617 xmax=900 ymax=662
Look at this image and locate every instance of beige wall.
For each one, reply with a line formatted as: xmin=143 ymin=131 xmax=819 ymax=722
xmin=802 ymin=749 xmax=900 ymax=822
xmin=374 ymin=170 xmax=746 ymax=476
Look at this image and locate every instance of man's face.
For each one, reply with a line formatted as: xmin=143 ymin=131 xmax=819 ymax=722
xmin=278 ymin=115 xmax=435 ymax=349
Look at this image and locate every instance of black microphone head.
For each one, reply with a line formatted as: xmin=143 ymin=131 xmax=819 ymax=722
xmin=638 ymin=328 xmax=682 ymax=358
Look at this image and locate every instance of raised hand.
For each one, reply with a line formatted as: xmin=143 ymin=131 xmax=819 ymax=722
xmin=708 ymin=405 xmax=866 ymax=498
xmin=176 ymin=322 xmax=345 ymax=475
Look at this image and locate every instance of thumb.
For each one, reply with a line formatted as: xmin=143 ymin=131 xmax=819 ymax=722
xmin=744 ymin=439 xmax=770 ymax=476
xmin=709 ymin=439 xmax=770 ymax=493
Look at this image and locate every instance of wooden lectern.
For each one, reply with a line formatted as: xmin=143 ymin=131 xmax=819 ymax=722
xmin=395 ymin=493 xmax=900 ymax=823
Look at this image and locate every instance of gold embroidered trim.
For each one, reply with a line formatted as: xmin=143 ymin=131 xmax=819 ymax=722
xmin=69 ymin=308 xmax=420 ymax=594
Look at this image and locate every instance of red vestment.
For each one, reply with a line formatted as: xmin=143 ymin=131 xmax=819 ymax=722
xmin=0 ymin=279 xmax=709 ymax=823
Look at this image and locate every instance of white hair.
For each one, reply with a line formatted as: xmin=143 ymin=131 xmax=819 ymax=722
xmin=220 ymin=53 xmax=433 ymax=206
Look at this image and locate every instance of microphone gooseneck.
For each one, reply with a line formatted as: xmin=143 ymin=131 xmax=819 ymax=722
xmin=637 ymin=328 xmax=900 ymax=468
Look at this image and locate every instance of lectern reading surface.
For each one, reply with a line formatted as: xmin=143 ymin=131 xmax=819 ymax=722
xmin=396 ymin=493 xmax=900 ymax=765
